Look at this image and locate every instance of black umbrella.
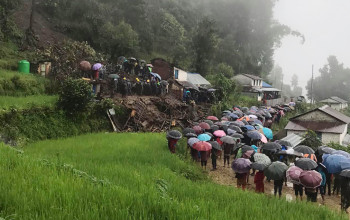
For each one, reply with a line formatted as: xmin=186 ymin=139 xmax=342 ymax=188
xmin=183 ymin=128 xmax=195 ymax=135
xmin=242 ymin=145 xmax=254 ymax=153
xmin=242 ymin=120 xmax=249 ymax=125
xmin=204 ymin=120 xmax=214 ymax=126
xmin=185 ymin=133 xmax=197 ymax=138
xmin=316 ymin=146 xmax=335 ymax=155
xmin=221 ymin=136 xmax=236 ymax=144
xmin=231 ymin=133 xmax=244 ymax=139
xmin=252 ymin=162 xmax=267 ymax=171
xmin=261 ymin=142 xmax=282 ymax=153
xmin=166 ymin=130 xmax=182 ymax=140
xmin=204 ymin=132 xmax=214 ymax=138
xmin=210 ymin=125 xmax=220 ymax=132
xmin=294 ymin=145 xmax=315 ymax=154
xmin=295 ymin=158 xmax=318 ymax=170
xmin=340 ymin=169 xmax=350 ymax=178
xmin=209 ymin=141 xmax=222 ymax=151
xmin=228 ymin=125 xmax=242 ymax=133
xmin=275 ymin=140 xmax=292 ymax=147
xmin=246 ymin=131 xmax=262 ymax=140
xmin=276 ymin=149 xmax=303 ymax=157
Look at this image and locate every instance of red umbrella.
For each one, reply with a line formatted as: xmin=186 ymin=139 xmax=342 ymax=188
xmin=299 ymin=170 xmax=322 ymax=188
xmin=286 ymin=166 xmax=303 ymax=184
xmin=199 ymin=122 xmax=210 ymax=130
xmin=192 ymin=141 xmax=212 ymax=151
xmin=79 ymin=61 xmax=91 ymax=71
xmin=207 ymin=116 xmax=219 ymax=121
xmin=213 ymin=130 xmax=226 ymax=138
xmin=192 ymin=126 xmax=203 ymax=135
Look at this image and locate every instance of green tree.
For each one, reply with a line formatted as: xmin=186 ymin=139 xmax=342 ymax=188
xmin=301 ymin=130 xmax=322 ymax=151
xmin=215 ymin=63 xmax=234 ymax=78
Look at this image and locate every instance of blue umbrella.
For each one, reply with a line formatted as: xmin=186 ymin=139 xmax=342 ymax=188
xmin=150 ymin=72 xmax=162 ymax=80
xmin=197 ymin=134 xmax=211 ymax=141
xmin=243 ymin=125 xmax=255 ymax=131
xmin=331 ymin=150 xmax=350 ymax=158
xmin=340 ymin=159 xmax=350 ymax=170
xmin=228 ymin=113 xmax=239 ymax=119
xmin=323 ymin=154 xmax=349 ymax=174
xmin=262 ymin=127 xmax=273 ymax=140
xmin=246 ymin=131 xmax=262 ymax=140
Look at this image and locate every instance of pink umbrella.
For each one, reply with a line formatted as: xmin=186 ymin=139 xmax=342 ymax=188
xmin=286 ymin=166 xmax=303 ymax=184
xmin=221 ymin=117 xmax=229 ymax=121
xmin=207 ymin=116 xmax=219 ymax=121
xmin=213 ymin=130 xmax=226 ymax=138
xmin=92 ymin=63 xmax=102 ymax=71
xmin=299 ymin=170 xmax=322 ymax=188
xmin=199 ymin=122 xmax=210 ymax=130
xmin=243 ymin=150 xmax=255 ymax=159
xmin=260 ymin=133 xmax=268 ymax=143
xmin=193 ymin=126 xmax=203 ymax=135
xmin=192 ymin=141 xmax=212 ymax=151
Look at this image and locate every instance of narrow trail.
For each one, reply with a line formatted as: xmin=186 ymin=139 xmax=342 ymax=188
xmin=200 ymin=156 xmax=350 ymax=218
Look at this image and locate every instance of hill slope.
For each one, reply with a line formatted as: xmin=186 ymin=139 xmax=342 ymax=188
xmin=0 ymin=133 xmax=339 ymax=219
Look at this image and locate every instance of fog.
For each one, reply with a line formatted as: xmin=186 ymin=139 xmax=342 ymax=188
xmin=274 ymin=0 xmax=350 ymax=94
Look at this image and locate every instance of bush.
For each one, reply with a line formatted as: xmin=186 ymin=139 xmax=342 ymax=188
xmin=57 ymin=78 xmax=93 ymax=116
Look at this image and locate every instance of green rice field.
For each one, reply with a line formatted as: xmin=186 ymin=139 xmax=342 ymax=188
xmin=0 ymin=133 xmax=345 ymax=219
xmin=0 ymin=95 xmax=57 ymax=110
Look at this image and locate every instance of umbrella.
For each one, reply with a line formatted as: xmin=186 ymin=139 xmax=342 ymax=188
xmin=294 ymin=145 xmax=315 ymax=154
xmin=340 ymin=159 xmax=350 ymax=170
xmin=287 ymin=166 xmax=303 ymax=184
xmin=207 ymin=116 xmax=219 ymax=121
xmin=150 ymin=72 xmax=162 ymax=80
xmin=261 ymin=142 xmax=282 ymax=153
xmin=231 ymin=133 xmax=244 ymax=139
xmin=264 ymin=161 xmax=288 ymax=180
xmin=243 ymin=125 xmax=255 ymax=131
xmin=203 ymin=120 xmax=214 ymax=126
xmin=249 ymin=119 xmax=263 ymax=126
xmin=252 ymin=162 xmax=267 ymax=171
xmin=183 ymin=128 xmax=195 ymax=135
xmin=222 ymin=110 xmax=232 ymax=114
xmin=213 ymin=130 xmax=226 ymax=138
xmin=231 ymin=121 xmax=245 ymax=127
xmin=198 ymin=134 xmax=211 ymax=142
xmin=228 ymin=125 xmax=242 ymax=133
xmin=185 ymin=133 xmax=197 ymax=138
xmin=295 ymin=158 xmax=318 ymax=170
xmin=331 ymin=150 xmax=350 ymax=158
xmin=199 ymin=122 xmax=211 ymax=130
xmin=260 ymin=134 xmax=268 ymax=144
xmin=323 ymin=154 xmax=349 ymax=174
xmin=79 ymin=61 xmax=91 ymax=71
xmin=227 ymin=128 xmax=236 ymax=135
xmin=209 ymin=141 xmax=222 ymax=151
xmin=188 ymin=138 xmax=200 ymax=147
xmin=92 ymin=63 xmax=102 ymax=71
xmin=166 ymin=130 xmax=182 ymax=140
xmin=316 ymin=146 xmax=335 ymax=155
xmin=275 ymin=140 xmax=292 ymax=147
xmin=246 ymin=131 xmax=262 ymax=140
xmin=277 ymin=149 xmax=303 ymax=157
xmin=241 ymin=145 xmax=254 ymax=154
xmin=232 ymin=158 xmax=252 ymax=174
xmin=192 ymin=126 xmax=202 ymax=134
xmin=243 ymin=150 xmax=255 ymax=159
xmin=211 ymin=125 xmax=219 ymax=132
xmin=262 ymin=127 xmax=273 ymax=140
xmin=340 ymin=169 xmax=350 ymax=178
xmin=299 ymin=170 xmax=322 ymax=188
xmin=108 ymin=74 xmax=120 ymax=79
xmin=228 ymin=113 xmax=239 ymax=119
xmin=192 ymin=141 xmax=212 ymax=151
xmin=221 ymin=136 xmax=236 ymax=144
xmin=221 ymin=117 xmax=229 ymax=121
xmin=249 ymin=114 xmax=258 ymax=119
xmin=233 ymin=111 xmax=244 ymax=118
xmin=204 ymin=132 xmax=214 ymax=138
xmin=253 ymin=153 xmax=271 ymax=166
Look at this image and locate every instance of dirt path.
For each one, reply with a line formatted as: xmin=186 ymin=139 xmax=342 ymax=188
xmin=202 ymin=156 xmax=350 ymax=218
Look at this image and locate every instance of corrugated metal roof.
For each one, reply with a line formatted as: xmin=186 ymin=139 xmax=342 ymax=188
xmin=281 ymin=133 xmax=305 ymax=148
xmin=290 ymin=105 xmax=350 ymax=124
xmin=242 ymin=74 xmax=262 ymax=80
xmin=176 ymin=80 xmax=199 ymax=91
xmin=320 ymin=98 xmax=339 ymax=104
xmin=262 ymin=81 xmax=272 ymax=88
xmin=187 ymin=73 xmax=211 ymax=86
xmin=330 ymin=96 xmax=348 ymax=104
xmin=285 ymin=121 xmax=346 ymax=134
xmin=257 ymin=88 xmax=281 ymax=92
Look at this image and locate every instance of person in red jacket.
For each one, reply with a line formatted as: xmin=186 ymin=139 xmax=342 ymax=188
xmin=254 ymin=171 xmax=265 ymax=193
xmin=167 ymin=138 xmax=178 ymax=154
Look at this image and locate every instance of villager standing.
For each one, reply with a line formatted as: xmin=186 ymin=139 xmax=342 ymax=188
xmin=211 ymin=148 xmax=218 ymax=170
xmin=254 ymin=170 xmax=265 ymax=193
xmin=200 ymin=150 xmax=209 ymax=170
xmin=341 ymin=175 xmax=350 ymax=213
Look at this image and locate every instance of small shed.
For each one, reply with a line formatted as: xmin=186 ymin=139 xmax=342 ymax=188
xmin=320 ymin=96 xmax=348 ymax=111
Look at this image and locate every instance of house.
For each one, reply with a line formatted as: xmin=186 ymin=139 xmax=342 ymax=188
xmin=259 ymin=81 xmax=282 ymax=106
xmin=285 ymin=105 xmax=350 ymax=145
xmin=187 ymin=73 xmax=211 ymax=88
xmin=320 ymin=96 xmax=348 ymax=111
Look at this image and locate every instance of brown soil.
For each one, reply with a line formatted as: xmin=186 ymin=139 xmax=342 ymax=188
xmin=204 ymin=157 xmax=350 ymax=218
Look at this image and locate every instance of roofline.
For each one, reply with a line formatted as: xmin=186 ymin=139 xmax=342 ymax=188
xmin=290 ymin=105 xmax=349 ymax=124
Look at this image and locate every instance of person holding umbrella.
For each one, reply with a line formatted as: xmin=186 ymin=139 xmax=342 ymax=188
xmin=166 ymin=130 xmax=182 ymax=154
xmin=232 ymin=158 xmax=251 ymax=190
xmin=254 ymin=170 xmax=265 ymax=193
xmin=316 ymin=165 xmax=327 ymax=204
xmin=209 ymin=141 xmax=221 ymax=171
xmin=340 ymin=169 xmax=350 ymax=213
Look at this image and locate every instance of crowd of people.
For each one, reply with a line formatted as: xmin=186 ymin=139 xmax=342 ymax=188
xmin=166 ymin=104 xmax=350 ymax=213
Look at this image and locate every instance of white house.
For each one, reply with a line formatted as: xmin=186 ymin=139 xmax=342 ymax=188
xmin=285 ymin=105 xmax=350 ymax=145
xmin=233 ymin=74 xmax=263 ymax=101
xmin=320 ymin=96 xmax=348 ymax=111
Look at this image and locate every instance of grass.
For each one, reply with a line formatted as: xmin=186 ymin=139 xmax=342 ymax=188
xmin=0 ymin=95 xmax=57 ymax=110
xmin=0 ymin=133 xmax=340 ymax=219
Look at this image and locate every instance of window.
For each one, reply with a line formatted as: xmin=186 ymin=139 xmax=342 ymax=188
xmin=175 ymin=69 xmax=179 ymax=79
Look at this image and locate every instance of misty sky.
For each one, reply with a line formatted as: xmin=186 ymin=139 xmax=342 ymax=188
xmin=273 ymin=0 xmax=350 ymax=94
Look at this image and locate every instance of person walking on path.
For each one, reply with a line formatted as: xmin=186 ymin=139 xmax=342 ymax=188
xmin=274 ymin=179 xmax=284 ymax=198
xmin=293 ymin=183 xmax=303 ymax=201
xmin=200 ymin=151 xmax=209 ymax=170
xmin=254 ymin=171 xmax=264 ymax=193
xmin=211 ymin=148 xmax=218 ymax=170
xmin=236 ymin=172 xmax=248 ymax=190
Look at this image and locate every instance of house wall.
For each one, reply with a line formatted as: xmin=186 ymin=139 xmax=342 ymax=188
xmin=233 ymin=75 xmax=252 ymax=86
xmin=340 ymin=124 xmax=348 ymax=144
xmin=329 ymin=103 xmax=342 ymax=111
xmin=342 ymin=103 xmax=348 ymax=110
xmin=174 ymin=67 xmax=188 ymax=81
xmin=296 ymin=110 xmax=338 ymax=123
xmin=322 ymin=133 xmax=341 ymax=144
